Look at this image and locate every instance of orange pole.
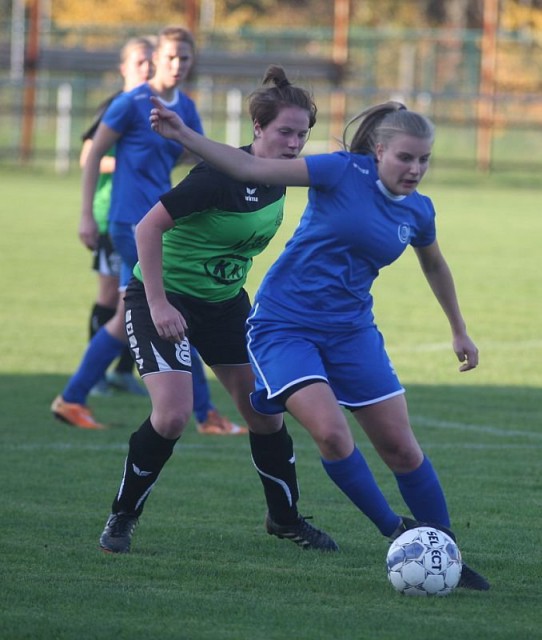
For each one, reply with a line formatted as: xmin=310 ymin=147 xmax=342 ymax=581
xmin=329 ymin=0 xmax=350 ymax=150
xmin=186 ymin=0 xmax=199 ymax=35
xmin=477 ymin=0 xmax=498 ymax=172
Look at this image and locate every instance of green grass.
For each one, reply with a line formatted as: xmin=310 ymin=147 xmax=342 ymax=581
xmin=1 ymin=166 xmax=541 ymax=639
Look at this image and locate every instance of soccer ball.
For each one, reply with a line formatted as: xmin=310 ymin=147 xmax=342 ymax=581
xmin=386 ymin=526 xmax=462 ymax=596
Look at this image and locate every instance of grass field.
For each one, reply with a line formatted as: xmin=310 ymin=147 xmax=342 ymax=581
xmin=1 ymin=165 xmax=541 ymax=639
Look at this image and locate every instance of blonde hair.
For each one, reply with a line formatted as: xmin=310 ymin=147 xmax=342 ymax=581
xmin=119 ymin=36 xmax=154 ymax=63
xmin=343 ymin=102 xmax=435 ymax=155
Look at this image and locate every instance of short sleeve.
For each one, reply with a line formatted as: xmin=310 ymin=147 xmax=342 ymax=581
xmin=410 ymin=195 xmax=437 ymax=247
xmin=305 ymin=152 xmax=352 ymax=189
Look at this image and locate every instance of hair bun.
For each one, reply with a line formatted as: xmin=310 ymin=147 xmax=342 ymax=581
xmin=275 ymin=77 xmax=291 ymax=89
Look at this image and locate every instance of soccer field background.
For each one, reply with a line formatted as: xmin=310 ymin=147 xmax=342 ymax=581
xmin=1 ymin=166 xmax=541 ymax=639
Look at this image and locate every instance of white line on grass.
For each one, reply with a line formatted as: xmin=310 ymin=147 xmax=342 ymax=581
xmin=5 ymin=414 xmax=540 ymax=456
xmin=389 ymin=339 xmax=542 ymax=352
xmin=411 ymin=415 xmax=542 ymax=439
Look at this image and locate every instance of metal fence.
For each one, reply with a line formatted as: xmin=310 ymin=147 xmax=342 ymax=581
xmin=1 ymin=24 xmax=542 ymax=173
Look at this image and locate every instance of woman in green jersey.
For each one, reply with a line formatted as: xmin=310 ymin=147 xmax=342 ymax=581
xmin=99 ymin=66 xmax=338 ymax=555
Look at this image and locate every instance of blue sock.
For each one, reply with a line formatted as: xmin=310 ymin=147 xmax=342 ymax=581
xmin=395 ymin=455 xmax=451 ymax=527
xmin=322 ymin=447 xmax=400 ymax=537
xmin=63 ymin=328 xmax=126 ymax=404
xmin=191 ymin=347 xmax=213 ymax=422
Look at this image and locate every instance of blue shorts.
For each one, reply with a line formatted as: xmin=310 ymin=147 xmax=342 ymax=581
xmin=246 ymin=302 xmax=404 ymax=415
xmin=109 ymin=221 xmax=138 ymax=289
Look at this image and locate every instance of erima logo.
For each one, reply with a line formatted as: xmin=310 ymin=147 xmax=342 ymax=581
xmin=132 ymin=464 xmax=153 ymax=477
xmin=245 ymin=187 xmax=258 ymax=202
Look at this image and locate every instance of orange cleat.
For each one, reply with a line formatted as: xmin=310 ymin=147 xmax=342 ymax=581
xmin=51 ymin=395 xmax=106 ymax=430
xmin=196 ymin=409 xmax=248 ymax=435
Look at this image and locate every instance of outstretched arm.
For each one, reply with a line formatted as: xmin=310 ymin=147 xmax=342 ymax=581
xmin=414 ymin=241 xmax=479 ymax=372
xmin=149 ymin=96 xmax=310 ymax=187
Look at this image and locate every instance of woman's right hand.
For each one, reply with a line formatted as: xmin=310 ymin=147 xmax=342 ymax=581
xmin=149 ymin=299 xmax=188 ymax=343
xmin=149 ymin=96 xmax=184 ymax=141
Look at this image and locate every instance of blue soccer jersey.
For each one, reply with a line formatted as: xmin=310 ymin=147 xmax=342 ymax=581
xmin=103 ymin=83 xmax=204 ymax=226
xmin=254 ymin=152 xmax=436 ymax=330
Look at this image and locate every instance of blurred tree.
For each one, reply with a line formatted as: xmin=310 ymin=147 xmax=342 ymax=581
xmin=36 ymin=0 xmax=542 ymax=32
xmin=52 ymin=0 xmax=189 ymax=25
xmin=502 ymin=0 xmax=542 ymax=30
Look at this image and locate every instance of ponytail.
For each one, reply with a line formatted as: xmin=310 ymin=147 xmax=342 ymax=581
xmin=343 ymin=102 xmax=434 ymax=155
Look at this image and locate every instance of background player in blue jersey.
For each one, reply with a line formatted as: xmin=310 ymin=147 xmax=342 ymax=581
xmin=52 ymin=26 xmax=240 ymax=433
xmin=148 ymin=99 xmax=490 ymax=590
xmin=98 ymin=66 xmax=337 ymax=554
xmin=80 ymin=36 xmax=154 ymax=398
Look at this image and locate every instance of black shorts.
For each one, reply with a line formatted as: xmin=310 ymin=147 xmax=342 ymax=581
xmin=92 ymin=233 xmax=121 ymax=278
xmin=124 ymin=278 xmax=252 ymax=376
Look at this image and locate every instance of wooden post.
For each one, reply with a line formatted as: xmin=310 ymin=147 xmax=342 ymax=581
xmin=477 ymin=0 xmax=498 ymax=172
xmin=186 ymin=0 xmax=199 ymax=35
xmin=329 ymin=0 xmax=349 ymax=151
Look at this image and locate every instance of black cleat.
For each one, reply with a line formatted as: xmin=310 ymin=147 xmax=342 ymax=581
xmin=390 ymin=516 xmax=457 ymax=542
xmin=99 ymin=512 xmax=138 ymax=553
xmin=389 ymin=516 xmax=421 ymax=541
xmin=458 ymin=563 xmax=491 ymax=591
xmin=265 ymin=513 xmax=339 ymax=551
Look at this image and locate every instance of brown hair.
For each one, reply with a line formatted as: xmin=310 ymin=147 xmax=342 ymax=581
xmin=343 ymin=101 xmax=435 ymax=155
xmin=248 ymin=65 xmax=317 ymax=129
xmin=156 ymin=26 xmax=196 ymax=53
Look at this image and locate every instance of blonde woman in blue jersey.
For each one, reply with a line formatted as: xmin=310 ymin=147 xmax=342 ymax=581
xmin=52 ymin=26 xmax=240 ymax=435
xmin=79 ymin=36 xmax=154 ymax=397
xmin=98 ymin=66 xmax=338 ymax=555
xmin=148 ymin=99 xmax=490 ymax=590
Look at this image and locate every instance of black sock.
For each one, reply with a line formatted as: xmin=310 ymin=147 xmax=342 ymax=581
xmin=89 ymin=303 xmax=116 ymax=339
xmin=249 ymin=423 xmax=300 ymax=525
xmin=112 ymin=418 xmax=178 ymax=516
xmin=114 ymin=347 xmax=135 ymax=375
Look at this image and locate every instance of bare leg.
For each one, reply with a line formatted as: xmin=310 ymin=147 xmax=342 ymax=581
xmin=352 ymin=394 xmax=423 ymax=474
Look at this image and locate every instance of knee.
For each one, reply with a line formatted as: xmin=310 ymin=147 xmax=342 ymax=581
xmin=382 ymin=443 xmax=423 ymax=474
xmin=107 ymin=312 xmax=128 ymax=342
xmin=151 ymin=408 xmax=191 ymax=439
xmin=247 ymin=413 xmax=283 ymax=435
xmin=315 ymin=427 xmax=353 ymax=460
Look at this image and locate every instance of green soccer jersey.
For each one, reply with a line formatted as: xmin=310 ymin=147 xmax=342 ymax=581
xmin=132 ymin=147 xmax=286 ymax=302
xmin=92 ymin=164 xmax=113 ymax=234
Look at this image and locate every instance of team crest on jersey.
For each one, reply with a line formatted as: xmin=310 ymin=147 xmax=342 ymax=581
xmin=398 ymin=223 xmax=411 ymax=244
xmin=205 ymin=254 xmax=250 ymax=284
